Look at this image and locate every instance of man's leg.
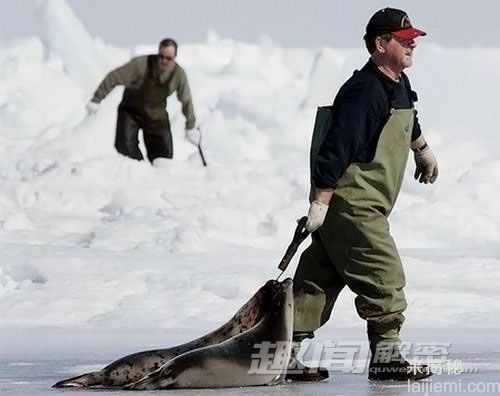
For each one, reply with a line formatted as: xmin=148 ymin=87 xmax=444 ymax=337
xmin=143 ymin=123 xmax=173 ymax=163
xmin=115 ymin=110 xmax=144 ymax=160
xmin=346 ymin=235 xmax=408 ymax=347
xmin=288 ymin=234 xmax=346 ymax=381
xmin=293 ymin=234 xmax=346 ymax=334
xmin=336 ymin=223 xmax=431 ymax=380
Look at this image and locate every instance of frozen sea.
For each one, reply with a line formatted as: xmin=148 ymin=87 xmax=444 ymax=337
xmin=1 ymin=364 xmax=498 ymax=396
xmin=1 ymin=328 xmax=499 ymax=395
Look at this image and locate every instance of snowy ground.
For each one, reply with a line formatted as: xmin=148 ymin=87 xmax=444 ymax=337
xmin=1 ymin=328 xmax=500 ymax=395
xmin=1 ymin=0 xmax=500 ymax=394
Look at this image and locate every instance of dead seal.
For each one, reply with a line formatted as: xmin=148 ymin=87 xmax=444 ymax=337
xmin=53 ymin=278 xmax=293 ymax=389
xmin=127 ymin=278 xmax=294 ymax=389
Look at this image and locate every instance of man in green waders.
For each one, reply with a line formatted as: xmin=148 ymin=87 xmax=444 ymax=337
xmin=288 ymin=8 xmax=438 ymax=382
xmin=86 ymin=38 xmax=200 ymax=163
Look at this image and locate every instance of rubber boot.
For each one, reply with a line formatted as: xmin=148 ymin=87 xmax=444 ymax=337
xmin=284 ymin=332 xmax=330 ymax=382
xmin=368 ymin=342 xmax=432 ymax=381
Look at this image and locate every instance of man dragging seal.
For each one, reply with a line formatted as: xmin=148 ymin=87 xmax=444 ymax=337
xmin=86 ymin=38 xmax=200 ymax=163
xmin=290 ymin=8 xmax=438 ymax=382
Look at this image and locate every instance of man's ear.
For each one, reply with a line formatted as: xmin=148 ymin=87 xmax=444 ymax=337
xmin=374 ymin=36 xmax=387 ymax=54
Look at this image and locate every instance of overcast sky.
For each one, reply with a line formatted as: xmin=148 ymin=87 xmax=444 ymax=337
xmin=1 ymin=0 xmax=499 ymax=48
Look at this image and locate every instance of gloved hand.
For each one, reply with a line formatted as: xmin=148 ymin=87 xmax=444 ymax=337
xmin=305 ymin=200 xmax=329 ymax=232
xmin=412 ymin=136 xmax=438 ymax=184
xmin=185 ymin=127 xmax=201 ymax=146
xmin=86 ymin=101 xmax=100 ymax=115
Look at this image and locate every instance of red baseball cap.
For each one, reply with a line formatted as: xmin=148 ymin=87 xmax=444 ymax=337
xmin=365 ymin=8 xmax=427 ymax=40
xmin=392 ymin=27 xmax=427 ymax=41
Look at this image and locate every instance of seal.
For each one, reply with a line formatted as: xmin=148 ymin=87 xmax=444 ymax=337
xmin=52 ymin=278 xmax=294 ymax=389
xmin=127 ymin=278 xmax=293 ymax=389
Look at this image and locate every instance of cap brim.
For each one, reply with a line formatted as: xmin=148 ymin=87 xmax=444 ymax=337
xmin=392 ymin=28 xmax=426 ymax=40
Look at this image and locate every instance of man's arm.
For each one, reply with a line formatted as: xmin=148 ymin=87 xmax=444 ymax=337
xmin=314 ymin=188 xmax=334 ymax=205
xmin=176 ymin=68 xmax=196 ymax=130
xmin=91 ymin=57 xmax=147 ymax=103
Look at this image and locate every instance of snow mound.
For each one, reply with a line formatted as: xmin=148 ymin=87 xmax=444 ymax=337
xmin=0 ymin=0 xmax=499 ymax=332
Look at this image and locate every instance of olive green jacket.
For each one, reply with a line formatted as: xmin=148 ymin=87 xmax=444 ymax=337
xmin=91 ymin=55 xmax=196 ymax=129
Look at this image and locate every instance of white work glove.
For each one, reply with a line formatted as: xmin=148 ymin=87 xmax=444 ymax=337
xmin=86 ymin=101 xmax=100 ymax=115
xmin=185 ymin=127 xmax=201 ymax=146
xmin=305 ymin=200 xmax=329 ymax=232
xmin=412 ymin=136 xmax=438 ymax=184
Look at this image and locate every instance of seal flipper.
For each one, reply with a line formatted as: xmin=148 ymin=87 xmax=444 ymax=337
xmin=124 ymin=365 xmax=176 ymax=390
xmin=52 ymin=371 xmax=104 ymax=388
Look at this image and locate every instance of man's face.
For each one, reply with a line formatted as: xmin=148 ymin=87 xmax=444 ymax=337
xmin=158 ymin=45 xmax=176 ymax=70
xmin=379 ymin=35 xmax=417 ymax=70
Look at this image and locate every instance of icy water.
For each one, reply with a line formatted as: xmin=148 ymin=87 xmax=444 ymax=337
xmin=2 ymin=353 xmax=500 ymax=395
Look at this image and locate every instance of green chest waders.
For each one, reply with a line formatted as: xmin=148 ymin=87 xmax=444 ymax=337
xmin=294 ymin=109 xmax=414 ymax=345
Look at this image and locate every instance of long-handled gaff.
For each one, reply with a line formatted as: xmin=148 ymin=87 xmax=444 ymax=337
xmin=196 ymin=127 xmax=207 ymax=167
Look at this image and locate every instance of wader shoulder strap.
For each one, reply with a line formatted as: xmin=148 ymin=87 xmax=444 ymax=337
xmin=310 ymin=105 xmax=334 ymax=186
xmin=166 ymin=64 xmax=179 ymax=86
xmin=147 ymin=55 xmax=157 ymax=79
xmin=401 ymin=72 xmax=418 ymax=103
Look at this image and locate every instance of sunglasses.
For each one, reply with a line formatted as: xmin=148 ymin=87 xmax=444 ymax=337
xmin=158 ymin=54 xmax=175 ymax=61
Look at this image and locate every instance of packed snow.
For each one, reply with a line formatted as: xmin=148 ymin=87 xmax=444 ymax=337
xmin=0 ymin=0 xmax=499 ymax=367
